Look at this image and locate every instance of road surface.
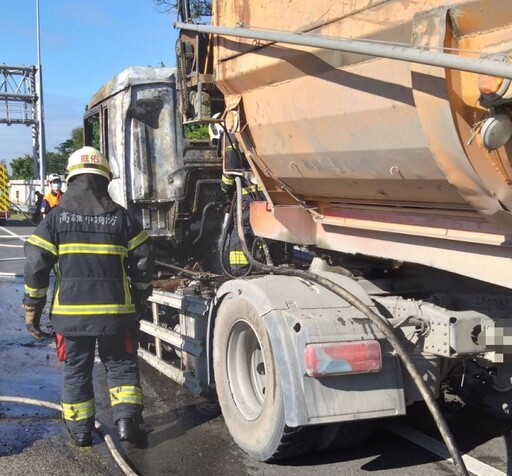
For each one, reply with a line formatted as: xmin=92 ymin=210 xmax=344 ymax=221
xmin=1 ymin=219 xmax=511 ymax=476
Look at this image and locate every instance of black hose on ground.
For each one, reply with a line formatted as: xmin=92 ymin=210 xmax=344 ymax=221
xmin=233 ymin=177 xmax=469 ymax=476
xmin=8 ymin=201 xmax=37 ymax=226
xmin=0 ymin=396 xmax=137 ymax=476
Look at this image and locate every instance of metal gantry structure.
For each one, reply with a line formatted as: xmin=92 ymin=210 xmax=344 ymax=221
xmin=0 ymin=65 xmax=44 ymax=180
xmin=0 ymin=65 xmax=37 ymax=126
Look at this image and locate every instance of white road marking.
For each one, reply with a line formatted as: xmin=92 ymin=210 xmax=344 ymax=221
xmin=0 ymin=235 xmax=30 ymax=239
xmin=382 ymin=421 xmax=508 ymax=476
xmin=0 ymin=226 xmax=29 ymax=277
xmin=0 ymin=226 xmax=28 ymax=242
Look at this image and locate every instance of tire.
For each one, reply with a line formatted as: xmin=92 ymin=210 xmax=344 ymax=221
xmin=213 ymin=296 xmax=316 ymax=461
xmin=447 ymin=362 xmax=512 ymax=421
xmin=314 ymin=420 xmax=376 ymax=452
xmin=463 ymin=385 xmax=512 ymax=421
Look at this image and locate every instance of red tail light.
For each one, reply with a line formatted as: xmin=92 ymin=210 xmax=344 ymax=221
xmin=478 ymin=74 xmax=505 ymax=95
xmin=304 ymin=341 xmax=382 ymax=377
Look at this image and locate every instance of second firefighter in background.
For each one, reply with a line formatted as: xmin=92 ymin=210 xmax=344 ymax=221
xmin=23 ymin=146 xmax=154 ymax=447
xmin=219 ymin=131 xmax=264 ymax=276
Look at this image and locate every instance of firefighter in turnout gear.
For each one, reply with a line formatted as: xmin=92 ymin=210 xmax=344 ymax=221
xmin=40 ymin=173 xmax=64 ymax=218
xmin=23 ymin=146 xmax=154 ymax=447
xmin=218 ymin=131 xmax=264 ymax=276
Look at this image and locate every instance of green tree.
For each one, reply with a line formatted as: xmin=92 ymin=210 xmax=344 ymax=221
xmin=10 ymin=154 xmax=34 ymax=180
xmin=153 ymin=0 xmax=212 ymax=18
xmin=55 ymin=127 xmax=83 ymax=156
xmin=48 ymin=126 xmax=84 ymax=175
xmin=47 ymin=152 xmax=68 ymax=175
xmin=9 ymin=126 xmax=84 ymax=179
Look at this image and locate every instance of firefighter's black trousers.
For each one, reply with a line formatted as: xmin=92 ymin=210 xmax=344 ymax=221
xmin=59 ymin=332 xmax=143 ymax=433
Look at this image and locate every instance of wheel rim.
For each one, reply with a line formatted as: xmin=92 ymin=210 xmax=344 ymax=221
xmin=226 ymin=319 xmax=267 ymax=421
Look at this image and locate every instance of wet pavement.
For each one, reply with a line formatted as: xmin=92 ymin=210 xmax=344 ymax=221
xmin=0 ymin=276 xmax=119 ymax=475
xmin=1 ymin=220 xmax=511 ymax=476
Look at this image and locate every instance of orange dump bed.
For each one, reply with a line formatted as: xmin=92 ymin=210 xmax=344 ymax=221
xmin=212 ymin=0 xmax=512 ymax=288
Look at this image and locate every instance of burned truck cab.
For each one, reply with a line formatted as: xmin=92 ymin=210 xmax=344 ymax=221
xmin=83 ymin=66 xmax=224 ymax=269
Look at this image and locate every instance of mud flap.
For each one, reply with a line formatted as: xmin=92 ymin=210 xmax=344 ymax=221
xmin=215 ymin=273 xmax=406 ymax=428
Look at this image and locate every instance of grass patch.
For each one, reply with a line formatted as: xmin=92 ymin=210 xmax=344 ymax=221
xmin=10 ymin=213 xmax=30 ymax=221
xmin=9 ymin=213 xmax=27 ymax=221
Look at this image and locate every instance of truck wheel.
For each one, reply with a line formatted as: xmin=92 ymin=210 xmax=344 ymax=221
xmin=464 ymin=386 xmax=512 ymax=421
xmin=314 ymin=420 xmax=376 ymax=452
xmin=213 ymin=296 xmax=315 ymax=461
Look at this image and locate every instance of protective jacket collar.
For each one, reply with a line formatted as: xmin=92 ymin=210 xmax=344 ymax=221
xmin=59 ymin=174 xmax=120 ymax=215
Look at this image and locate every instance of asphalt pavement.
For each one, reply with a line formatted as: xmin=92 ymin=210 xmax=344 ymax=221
xmin=1 ymin=218 xmax=511 ymax=476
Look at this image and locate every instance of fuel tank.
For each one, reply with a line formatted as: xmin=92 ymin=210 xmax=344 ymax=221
xmin=212 ymin=0 xmax=512 ymax=287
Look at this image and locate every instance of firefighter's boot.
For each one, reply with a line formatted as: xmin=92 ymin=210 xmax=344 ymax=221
xmin=23 ymin=303 xmax=52 ymax=339
xmin=64 ymin=415 xmax=94 ymax=447
xmin=116 ymin=418 xmax=146 ymax=444
xmin=68 ymin=429 xmax=92 ymax=447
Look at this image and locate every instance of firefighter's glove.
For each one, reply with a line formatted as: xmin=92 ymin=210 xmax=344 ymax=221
xmin=135 ymin=299 xmax=150 ymax=322
xmin=128 ymin=299 xmax=148 ymax=341
xmin=22 ymin=302 xmax=52 ymax=340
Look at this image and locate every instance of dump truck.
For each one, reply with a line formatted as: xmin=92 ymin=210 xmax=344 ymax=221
xmin=0 ymin=164 xmax=10 ymax=225
xmin=84 ymin=0 xmax=512 ymax=468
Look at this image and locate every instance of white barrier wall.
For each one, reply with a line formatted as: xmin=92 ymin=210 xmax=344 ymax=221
xmin=9 ymin=178 xmax=67 ymax=211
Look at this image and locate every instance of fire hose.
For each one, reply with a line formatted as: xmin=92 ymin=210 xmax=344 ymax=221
xmin=0 ymin=396 xmax=137 ymax=476
xmin=233 ymin=177 xmax=469 ymax=476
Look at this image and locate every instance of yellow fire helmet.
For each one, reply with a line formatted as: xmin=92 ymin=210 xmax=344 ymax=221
xmin=66 ymin=146 xmax=112 ymax=184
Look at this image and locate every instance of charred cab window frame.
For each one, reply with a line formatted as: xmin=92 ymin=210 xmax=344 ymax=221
xmin=83 ymin=108 xmax=102 ymax=150
xmin=83 ymin=106 xmax=116 ymax=178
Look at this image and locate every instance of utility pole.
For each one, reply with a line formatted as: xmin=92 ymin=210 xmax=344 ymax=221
xmin=36 ymin=0 xmax=46 ymax=188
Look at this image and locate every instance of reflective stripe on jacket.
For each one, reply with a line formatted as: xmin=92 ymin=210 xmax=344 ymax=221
xmin=23 ymin=207 xmax=153 ymax=336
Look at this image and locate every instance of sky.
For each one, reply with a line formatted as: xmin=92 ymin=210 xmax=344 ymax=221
xmin=0 ymin=0 xmax=178 ymax=171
